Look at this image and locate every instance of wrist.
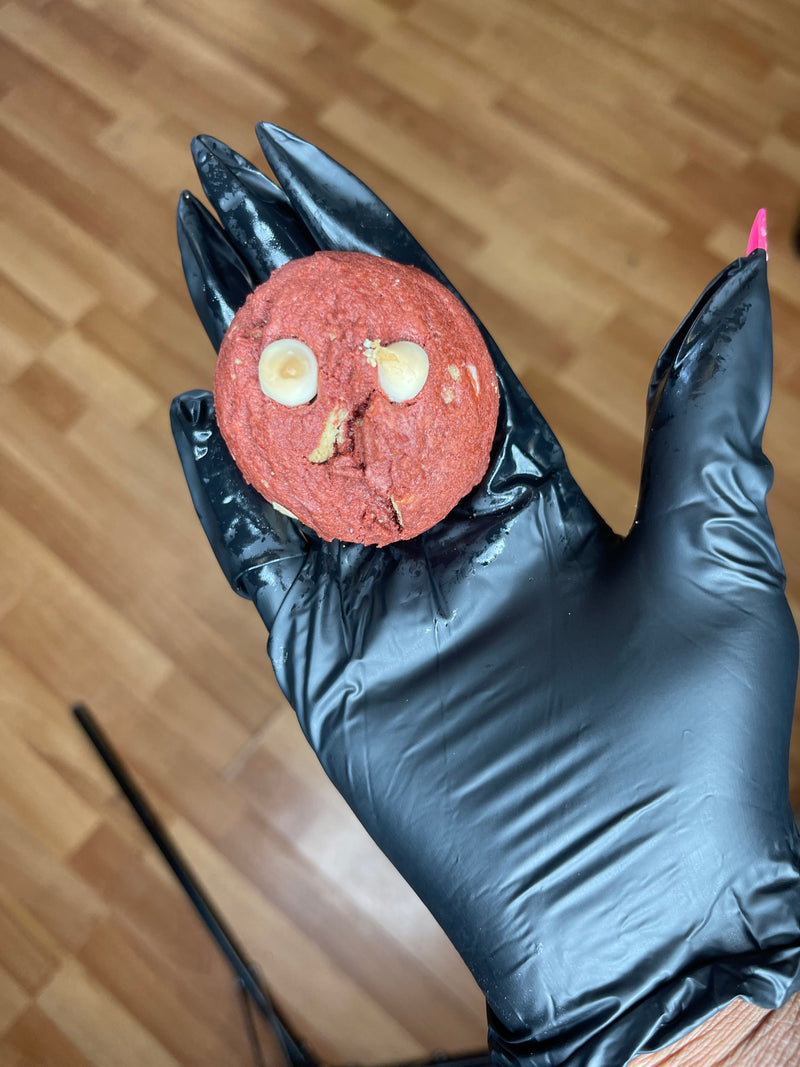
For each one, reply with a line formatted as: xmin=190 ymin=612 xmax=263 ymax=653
xmin=630 ymin=994 xmax=800 ymax=1067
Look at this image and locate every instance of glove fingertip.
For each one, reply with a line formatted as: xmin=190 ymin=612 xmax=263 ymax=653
xmin=170 ymin=388 xmax=215 ymax=431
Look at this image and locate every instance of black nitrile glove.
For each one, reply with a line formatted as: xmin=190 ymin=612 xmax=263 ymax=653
xmin=171 ymin=125 xmax=800 ymax=1067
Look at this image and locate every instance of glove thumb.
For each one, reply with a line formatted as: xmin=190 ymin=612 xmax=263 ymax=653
xmin=634 ymin=242 xmax=784 ymax=590
xmin=171 ymin=389 xmax=309 ymax=628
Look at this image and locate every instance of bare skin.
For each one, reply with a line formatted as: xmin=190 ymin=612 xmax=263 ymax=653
xmin=631 ymin=994 xmax=800 ymax=1066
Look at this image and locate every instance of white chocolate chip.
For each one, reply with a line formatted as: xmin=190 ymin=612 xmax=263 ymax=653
xmin=259 ymin=339 xmax=318 ymax=406
xmin=365 ymin=339 xmax=429 ymax=402
xmin=308 ymin=407 xmax=348 ymax=463
xmin=448 ymin=365 xmax=460 ymax=380
xmin=271 ymin=501 xmax=300 ymax=521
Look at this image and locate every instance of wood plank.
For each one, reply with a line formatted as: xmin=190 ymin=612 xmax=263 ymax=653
xmin=0 ymin=807 xmax=106 ymax=955
xmin=0 ymin=965 xmax=30 ymax=1036
xmin=0 ymin=718 xmax=100 ymax=860
xmin=2 ymin=1006 xmax=98 ymax=1067
xmin=37 ymin=959 xmax=182 ymax=1067
xmin=0 ymin=888 xmax=63 ymax=998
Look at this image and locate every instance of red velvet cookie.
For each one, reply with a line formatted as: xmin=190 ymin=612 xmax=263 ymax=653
xmin=214 ymin=251 xmax=499 ymax=546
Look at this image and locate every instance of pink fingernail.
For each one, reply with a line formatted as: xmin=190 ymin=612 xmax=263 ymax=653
xmin=746 ymin=208 xmax=768 ymax=257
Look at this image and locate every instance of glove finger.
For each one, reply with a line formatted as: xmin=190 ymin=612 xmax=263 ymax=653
xmin=191 ymin=134 xmax=317 ymax=282
xmin=636 ymin=249 xmax=784 ymax=586
xmin=256 ymin=121 xmax=445 ymax=271
xmin=177 ymin=191 xmax=254 ymax=351
xmin=170 ymin=390 xmax=309 ymax=625
xmin=255 ymin=121 xmax=578 ymax=506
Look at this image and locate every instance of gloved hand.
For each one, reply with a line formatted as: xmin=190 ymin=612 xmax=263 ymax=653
xmin=171 ymin=125 xmax=800 ymax=1067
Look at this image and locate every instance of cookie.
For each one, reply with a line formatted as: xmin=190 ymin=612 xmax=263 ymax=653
xmin=214 ymin=251 xmax=499 ymax=546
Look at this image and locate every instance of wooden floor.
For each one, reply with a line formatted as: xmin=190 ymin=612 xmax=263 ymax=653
xmin=2 ymin=1 xmax=800 ymax=1064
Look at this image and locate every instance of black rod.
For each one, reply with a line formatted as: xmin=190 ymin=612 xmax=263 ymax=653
xmin=72 ymin=702 xmax=317 ymax=1067
xmin=237 ymin=977 xmax=269 ymax=1067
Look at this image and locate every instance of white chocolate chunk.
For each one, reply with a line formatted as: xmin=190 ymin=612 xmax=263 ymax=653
xmin=308 ymin=407 xmax=348 ymax=463
xmin=365 ymin=339 xmax=429 ymax=402
xmin=259 ymin=339 xmax=317 ymax=406
xmin=271 ymin=501 xmax=300 ymax=521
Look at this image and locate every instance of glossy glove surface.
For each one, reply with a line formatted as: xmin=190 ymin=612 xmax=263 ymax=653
xmin=172 ymin=126 xmax=800 ymax=1067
